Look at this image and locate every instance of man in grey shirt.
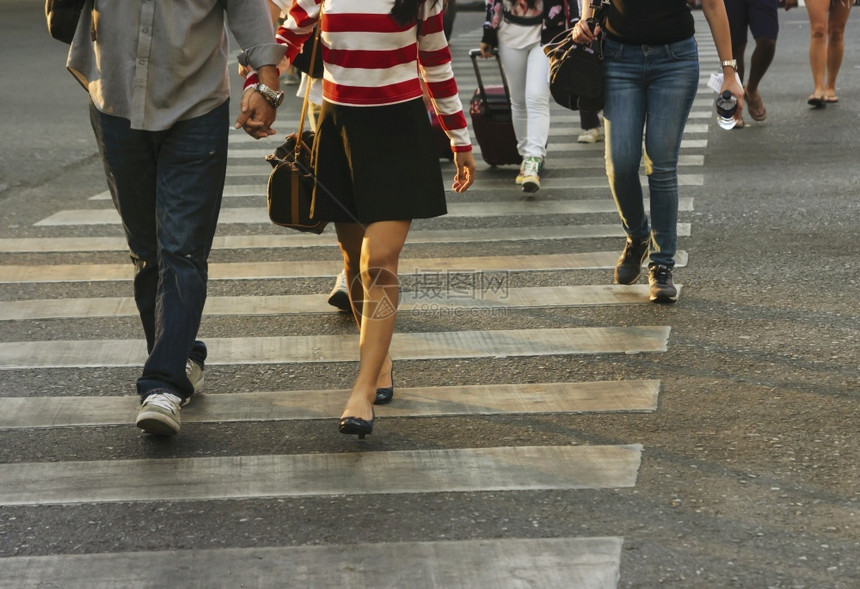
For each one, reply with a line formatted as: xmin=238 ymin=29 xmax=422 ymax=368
xmin=65 ymin=1 xmax=286 ymax=436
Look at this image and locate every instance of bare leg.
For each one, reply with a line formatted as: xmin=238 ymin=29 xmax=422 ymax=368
xmin=339 ymin=220 xmax=411 ymax=422
xmin=806 ymin=0 xmax=829 ymax=98
xmin=743 ymin=37 xmax=775 ymax=120
xmin=334 ymin=222 xmax=366 ymax=326
xmin=744 ymin=37 xmax=775 ymax=96
xmin=335 ymin=222 xmax=394 ymax=394
xmin=824 ymin=0 xmax=853 ymax=97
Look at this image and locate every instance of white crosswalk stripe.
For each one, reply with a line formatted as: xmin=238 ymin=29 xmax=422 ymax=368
xmin=0 ymin=251 xmax=689 ymax=283
xmin=0 ymin=326 xmax=671 ymax=368
xmin=0 ymin=445 xmax=642 ymax=505
xmin=0 ymin=223 xmax=692 ymax=252
xmin=0 ymin=19 xmax=724 ymax=587
xmin=0 ymin=284 xmax=684 ymax=320
xmin=0 ymin=537 xmax=623 ymax=589
xmin=34 ymin=197 xmax=696 ymax=225
xmin=0 ymin=380 xmax=660 ymax=428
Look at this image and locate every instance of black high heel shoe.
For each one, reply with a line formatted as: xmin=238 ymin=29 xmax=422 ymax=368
xmin=374 ymin=371 xmax=394 ymax=405
xmin=339 ymin=408 xmax=374 ymax=439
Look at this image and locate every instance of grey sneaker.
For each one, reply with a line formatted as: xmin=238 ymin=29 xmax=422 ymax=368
xmin=648 ymin=264 xmax=678 ymax=304
xmin=614 ymin=237 xmax=650 ymax=284
xmin=136 ymin=392 xmax=182 ymax=435
xmin=521 ymin=156 xmax=542 ymax=193
xmin=327 ymin=270 xmax=351 ymax=311
xmin=182 ymin=359 xmax=204 ymax=407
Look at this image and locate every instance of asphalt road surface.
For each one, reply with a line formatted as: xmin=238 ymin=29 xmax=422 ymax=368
xmin=0 ymin=3 xmax=857 ymax=588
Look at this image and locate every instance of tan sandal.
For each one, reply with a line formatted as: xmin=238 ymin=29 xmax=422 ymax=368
xmin=746 ymin=90 xmax=767 ymax=121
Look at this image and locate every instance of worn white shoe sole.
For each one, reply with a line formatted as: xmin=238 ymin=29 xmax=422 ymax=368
xmin=136 ymin=409 xmax=180 ymax=436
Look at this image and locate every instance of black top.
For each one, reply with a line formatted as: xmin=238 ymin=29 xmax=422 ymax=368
xmin=604 ymin=0 xmax=695 ymax=45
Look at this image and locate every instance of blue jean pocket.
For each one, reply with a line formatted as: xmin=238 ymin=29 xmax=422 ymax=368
xmin=665 ymin=37 xmax=698 ymax=61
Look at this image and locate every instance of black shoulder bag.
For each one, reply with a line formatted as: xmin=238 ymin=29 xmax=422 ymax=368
xmin=265 ymin=24 xmax=328 ymax=234
xmin=543 ymin=0 xmax=610 ymax=112
xmin=45 ymin=0 xmax=85 ymax=44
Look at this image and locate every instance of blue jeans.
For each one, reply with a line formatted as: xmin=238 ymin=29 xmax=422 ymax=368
xmin=89 ymin=100 xmax=229 ymax=401
xmin=602 ymin=36 xmax=700 ymax=267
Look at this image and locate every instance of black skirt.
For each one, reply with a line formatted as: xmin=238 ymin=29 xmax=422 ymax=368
xmin=311 ymin=97 xmax=448 ymax=224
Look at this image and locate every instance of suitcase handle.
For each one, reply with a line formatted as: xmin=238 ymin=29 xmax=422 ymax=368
xmin=469 ymin=49 xmax=513 ymax=115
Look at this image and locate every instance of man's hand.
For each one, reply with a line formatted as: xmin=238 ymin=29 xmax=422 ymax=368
xmin=235 ymin=89 xmax=277 ymax=139
xmin=452 ymin=150 xmax=477 ymax=193
xmin=234 ymin=65 xmax=280 ymax=139
xmin=778 ymin=0 xmax=798 ymax=10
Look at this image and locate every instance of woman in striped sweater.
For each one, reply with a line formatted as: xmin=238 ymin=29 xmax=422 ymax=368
xmin=247 ymin=0 xmax=477 ymax=438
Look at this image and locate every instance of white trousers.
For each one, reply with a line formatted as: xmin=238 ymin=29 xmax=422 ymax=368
xmin=498 ymin=41 xmax=551 ymax=159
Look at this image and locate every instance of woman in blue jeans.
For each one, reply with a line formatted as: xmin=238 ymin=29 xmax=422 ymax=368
xmin=574 ymin=0 xmax=743 ymax=303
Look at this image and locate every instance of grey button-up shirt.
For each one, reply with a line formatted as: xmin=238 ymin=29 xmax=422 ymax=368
xmin=68 ymin=0 xmax=284 ymax=131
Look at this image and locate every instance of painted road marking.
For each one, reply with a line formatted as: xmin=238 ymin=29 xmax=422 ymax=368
xmin=0 ymin=380 xmax=660 ymax=428
xmin=0 ymin=251 xmax=689 ymax=282
xmin=0 ymin=537 xmax=623 ymax=589
xmin=0 ymin=445 xmax=642 ymax=505
xmin=0 ymin=223 xmax=692 ymax=252
xmin=34 ymin=197 xmax=695 ymax=225
xmin=1 ymin=285 xmax=684 ymax=320
xmin=0 ymin=326 xmax=670 ymax=369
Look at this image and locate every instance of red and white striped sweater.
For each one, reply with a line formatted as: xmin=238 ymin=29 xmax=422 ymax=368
xmin=247 ymin=0 xmax=472 ymax=152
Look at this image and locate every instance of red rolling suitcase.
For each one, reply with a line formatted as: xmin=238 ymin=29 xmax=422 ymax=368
xmin=468 ymin=49 xmax=521 ymax=166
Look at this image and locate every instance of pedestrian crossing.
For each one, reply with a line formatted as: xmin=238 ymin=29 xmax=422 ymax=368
xmin=0 ymin=222 xmax=692 ymax=252
xmin=0 ymin=445 xmax=642 ymax=505
xmin=0 ymin=284 xmax=675 ymax=321
xmin=0 ymin=251 xmax=690 ymax=282
xmin=0 ymin=20 xmax=723 ymax=588
xmin=33 ymin=196 xmax=695 ymax=225
xmin=1 ymin=380 xmax=660 ymax=428
xmin=0 ymin=326 xmax=670 ymax=368
xmin=0 ymin=537 xmax=624 ymax=589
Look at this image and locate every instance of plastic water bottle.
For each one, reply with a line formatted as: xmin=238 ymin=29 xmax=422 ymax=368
xmin=715 ymin=90 xmax=738 ymax=130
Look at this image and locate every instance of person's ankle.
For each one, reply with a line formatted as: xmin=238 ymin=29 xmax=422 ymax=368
xmin=342 ymin=387 xmax=376 ymax=416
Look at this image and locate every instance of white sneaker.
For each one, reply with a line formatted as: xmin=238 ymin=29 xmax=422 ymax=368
xmin=136 ymin=392 xmax=182 ymax=435
xmin=182 ymin=359 xmax=204 ymax=407
xmin=327 ymin=270 xmax=351 ymax=311
xmin=520 ymin=157 xmax=542 ymax=193
xmin=577 ymin=128 xmax=603 ymax=144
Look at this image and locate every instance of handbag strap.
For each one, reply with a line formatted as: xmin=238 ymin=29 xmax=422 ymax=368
xmin=588 ymin=0 xmax=609 ymax=28
xmin=294 ymin=12 xmax=322 ymax=157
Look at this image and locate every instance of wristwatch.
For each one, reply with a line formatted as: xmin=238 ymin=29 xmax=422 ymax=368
xmin=252 ymin=83 xmax=285 ymax=108
xmin=720 ymin=59 xmax=738 ymax=71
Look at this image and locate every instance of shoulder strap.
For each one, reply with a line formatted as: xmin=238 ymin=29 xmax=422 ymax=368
xmin=294 ymin=9 xmax=322 ymax=156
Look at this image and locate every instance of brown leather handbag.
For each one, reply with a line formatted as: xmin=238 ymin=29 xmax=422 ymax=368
xmin=265 ymin=25 xmax=327 ymax=234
